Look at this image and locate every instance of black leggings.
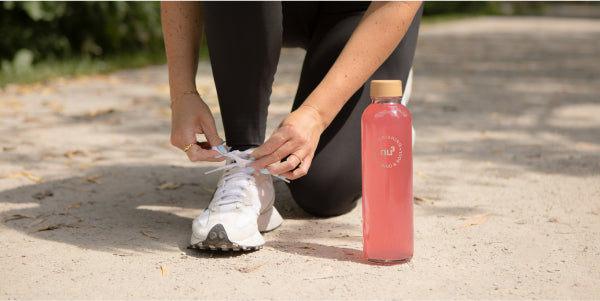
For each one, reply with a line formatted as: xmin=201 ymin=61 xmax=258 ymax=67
xmin=203 ymin=2 xmax=423 ymax=217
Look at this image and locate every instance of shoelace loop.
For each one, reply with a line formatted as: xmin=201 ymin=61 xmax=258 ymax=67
xmin=204 ymin=149 xmax=289 ymax=207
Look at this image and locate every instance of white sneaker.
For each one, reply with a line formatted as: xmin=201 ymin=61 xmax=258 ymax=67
xmin=190 ymin=149 xmax=283 ymax=251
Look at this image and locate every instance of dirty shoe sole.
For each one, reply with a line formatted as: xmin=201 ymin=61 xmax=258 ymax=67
xmin=189 ymin=224 xmax=264 ymax=251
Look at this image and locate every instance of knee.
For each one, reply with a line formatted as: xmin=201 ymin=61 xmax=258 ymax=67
xmin=288 ymin=176 xmax=361 ymax=217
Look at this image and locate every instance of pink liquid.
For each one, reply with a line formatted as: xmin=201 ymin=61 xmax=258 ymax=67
xmin=361 ymin=101 xmax=413 ymax=263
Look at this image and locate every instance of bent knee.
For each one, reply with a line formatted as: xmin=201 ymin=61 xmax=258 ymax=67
xmin=288 ymin=179 xmax=361 ymax=217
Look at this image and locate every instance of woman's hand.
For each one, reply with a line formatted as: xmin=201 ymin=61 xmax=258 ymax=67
xmin=170 ymin=93 xmax=225 ymax=162
xmin=250 ymin=105 xmax=327 ymax=180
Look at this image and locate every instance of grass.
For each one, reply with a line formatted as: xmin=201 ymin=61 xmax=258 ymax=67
xmin=0 ymin=49 xmax=168 ymax=88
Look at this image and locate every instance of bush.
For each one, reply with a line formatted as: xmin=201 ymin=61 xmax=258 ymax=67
xmin=0 ymin=1 xmax=164 ymax=72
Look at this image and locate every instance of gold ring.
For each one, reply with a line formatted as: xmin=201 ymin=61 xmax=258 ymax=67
xmin=183 ymin=143 xmax=195 ymax=152
xmin=290 ymin=153 xmax=303 ymax=165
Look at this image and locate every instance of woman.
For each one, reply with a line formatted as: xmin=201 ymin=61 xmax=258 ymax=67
xmin=161 ymin=1 xmax=423 ymax=251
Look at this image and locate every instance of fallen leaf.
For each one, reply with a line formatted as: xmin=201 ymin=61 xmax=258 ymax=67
xmin=1 ymin=213 xmax=35 ymax=221
xmin=64 ymin=202 xmax=82 ymax=210
xmin=65 ymin=150 xmax=91 ymax=159
xmin=32 ymin=190 xmax=53 ymax=200
xmin=460 ymin=217 xmax=488 ymax=228
xmin=23 ymin=117 xmax=42 ymax=123
xmin=238 ymin=264 xmax=261 ymax=273
xmin=414 ymin=196 xmax=436 ymax=204
xmin=298 ymin=246 xmax=316 ymax=250
xmin=157 ymin=182 xmax=183 ymax=190
xmin=38 ymin=225 xmax=60 ymax=231
xmin=84 ymin=173 xmax=104 ymax=184
xmin=336 ymin=234 xmax=362 ymax=238
xmin=87 ymin=108 xmax=116 ymax=117
xmin=202 ymin=187 xmax=215 ymax=194
xmin=2 ymin=171 xmax=43 ymax=183
xmin=37 ymin=223 xmax=94 ymax=231
xmin=160 ymin=265 xmax=168 ymax=277
xmin=141 ymin=231 xmax=159 ymax=240
xmin=460 ymin=211 xmax=492 ymax=220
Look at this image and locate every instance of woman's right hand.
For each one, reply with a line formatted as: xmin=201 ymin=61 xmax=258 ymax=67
xmin=170 ymin=93 xmax=225 ymax=162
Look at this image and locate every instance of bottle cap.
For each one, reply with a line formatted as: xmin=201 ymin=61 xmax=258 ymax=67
xmin=370 ymin=80 xmax=403 ymax=97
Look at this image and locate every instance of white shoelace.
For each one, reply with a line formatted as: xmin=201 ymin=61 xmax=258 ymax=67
xmin=204 ymin=149 xmax=288 ymax=207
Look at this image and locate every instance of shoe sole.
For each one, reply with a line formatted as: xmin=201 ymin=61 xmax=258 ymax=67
xmin=190 ymin=224 xmax=262 ymax=252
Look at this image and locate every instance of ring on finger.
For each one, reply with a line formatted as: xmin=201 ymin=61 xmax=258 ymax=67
xmin=183 ymin=142 xmax=195 ymax=152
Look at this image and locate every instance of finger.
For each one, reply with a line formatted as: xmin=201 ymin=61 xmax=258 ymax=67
xmin=186 ymin=144 xmax=224 ymax=162
xmin=266 ymin=152 xmax=304 ymax=175
xmin=250 ymin=130 xmax=289 ymax=160
xmin=251 ymin=141 xmax=297 ymax=171
xmin=281 ymin=155 xmax=312 ymax=180
xmin=199 ymin=119 xmax=224 ymax=149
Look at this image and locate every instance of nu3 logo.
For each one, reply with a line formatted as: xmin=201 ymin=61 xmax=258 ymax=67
xmin=380 ymin=146 xmax=395 ymax=156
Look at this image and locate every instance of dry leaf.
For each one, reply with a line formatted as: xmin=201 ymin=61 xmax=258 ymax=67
xmin=1 ymin=213 xmax=35 ymax=221
xmin=2 ymin=171 xmax=43 ymax=183
xmin=460 ymin=211 xmax=492 ymax=220
xmin=23 ymin=117 xmax=42 ymax=123
xmin=38 ymin=225 xmax=60 ymax=231
xmin=64 ymin=202 xmax=82 ymax=210
xmin=160 ymin=265 xmax=168 ymax=277
xmin=32 ymin=190 xmax=53 ymax=200
xmin=84 ymin=173 xmax=104 ymax=184
xmin=238 ymin=264 xmax=261 ymax=273
xmin=38 ymin=223 xmax=94 ymax=231
xmin=298 ymin=246 xmax=316 ymax=250
xmin=65 ymin=150 xmax=91 ymax=159
xmin=414 ymin=196 xmax=436 ymax=204
xmin=157 ymin=182 xmax=183 ymax=190
xmin=141 ymin=231 xmax=159 ymax=240
xmin=460 ymin=217 xmax=488 ymax=228
xmin=87 ymin=108 xmax=116 ymax=117
xmin=202 ymin=187 xmax=215 ymax=194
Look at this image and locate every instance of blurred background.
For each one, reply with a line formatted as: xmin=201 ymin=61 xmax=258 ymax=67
xmin=1 ymin=1 xmax=599 ymax=88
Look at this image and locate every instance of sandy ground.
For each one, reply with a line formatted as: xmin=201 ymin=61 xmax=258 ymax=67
xmin=1 ymin=17 xmax=599 ymax=299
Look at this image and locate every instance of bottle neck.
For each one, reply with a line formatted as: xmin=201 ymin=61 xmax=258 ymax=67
xmin=371 ymin=96 xmax=401 ymax=104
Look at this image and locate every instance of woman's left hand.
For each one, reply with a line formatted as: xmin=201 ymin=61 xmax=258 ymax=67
xmin=250 ymin=105 xmax=326 ymax=180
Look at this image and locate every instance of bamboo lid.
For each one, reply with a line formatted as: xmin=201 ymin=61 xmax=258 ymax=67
xmin=370 ymin=80 xmax=403 ymax=97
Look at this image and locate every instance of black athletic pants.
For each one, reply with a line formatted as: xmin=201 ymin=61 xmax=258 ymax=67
xmin=203 ymin=2 xmax=423 ymax=217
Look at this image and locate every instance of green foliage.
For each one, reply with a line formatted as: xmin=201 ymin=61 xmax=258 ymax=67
xmin=0 ymin=1 xmax=164 ymax=77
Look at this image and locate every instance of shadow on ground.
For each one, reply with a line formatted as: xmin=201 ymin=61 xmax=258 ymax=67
xmin=0 ymin=164 xmax=316 ymax=254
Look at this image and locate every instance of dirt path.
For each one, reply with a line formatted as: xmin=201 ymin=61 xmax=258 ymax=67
xmin=1 ymin=16 xmax=599 ymax=299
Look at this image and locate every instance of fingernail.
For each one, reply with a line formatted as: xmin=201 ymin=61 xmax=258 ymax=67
xmin=245 ymin=167 xmax=255 ymax=173
xmin=259 ymin=168 xmax=270 ymax=175
xmin=216 ymin=145 xmax=227 ymax=154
